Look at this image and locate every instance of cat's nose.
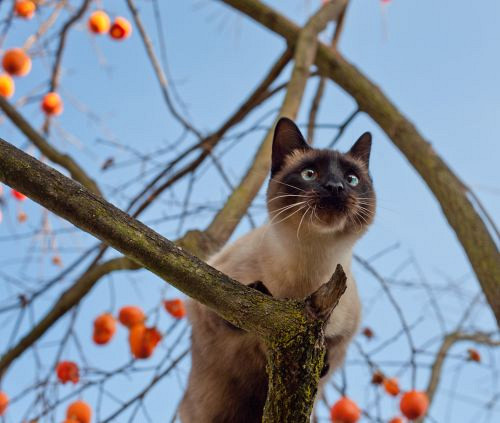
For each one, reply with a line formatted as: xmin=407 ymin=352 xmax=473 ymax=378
xmin=325 ymin=181 xmax=344 ymax=194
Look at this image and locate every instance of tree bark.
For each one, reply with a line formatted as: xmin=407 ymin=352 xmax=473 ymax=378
xmin=0 ymin=137 xmax=346 ymax=421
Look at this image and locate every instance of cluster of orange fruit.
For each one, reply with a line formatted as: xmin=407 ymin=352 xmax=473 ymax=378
xmin=330 ymin=388 xmax=429 ymax=422
xmin=0 ymin=6 xmax=131 ymax=115
xmin=88 ymin=11 xmax=132 ymax=40
xmin=92 ymin=300 xmax=185 ymax=359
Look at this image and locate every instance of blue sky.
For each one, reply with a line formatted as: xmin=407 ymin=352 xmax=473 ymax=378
xmin=0 ymin=0 xmax=498 ymax=422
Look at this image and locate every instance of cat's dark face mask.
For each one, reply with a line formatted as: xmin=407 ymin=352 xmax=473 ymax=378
xmin=267 ymin=118 xmax=376 ymax=234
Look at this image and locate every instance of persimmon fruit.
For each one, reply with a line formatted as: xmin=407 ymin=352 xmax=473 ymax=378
xmin=0 ymin=391 xmax=8 ymax=415
xmin=11 ymin=189 xmax=27 ymax=201
xmin=15 ymin=1 xmax=36 ymax=19
xmin=41 ymin=92 xmax=63 ymax=116
xmin=109 ymin=17 xmax=132 ymax=40
xmin=57 ymin=361 xmax=80 ymax=384
xmin=119 ymin=305 xmax=145 ymax=328
xmin=129 ymin=325 xmax=161 ymax=359
xmin=384 ymin=378 xmax=400 ymax=396
xmin=467 ymin=348 xmax=481 ymax=362
xmin=164 ymin=298 xmax=186 ymax=319
xmin=330 ymin=397 xmax=360 ymax=423
xmin=66 ymin=400 xmax=91 ymax=423
xmin=88 ymin=10 xmax=110 ymax=34
xmin=400 ymin=391 xmax=429 ymax=420
xmin=2 ymin=48 xmax=31 ymax=77
xmin=93 ymin=313 xmax=116 ymax=345
xmin=0 ymin=74 xmax=14 ymax=98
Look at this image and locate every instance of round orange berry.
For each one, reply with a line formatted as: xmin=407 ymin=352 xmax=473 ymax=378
xmin=400 ymin=391 xmax=429 ymax=420
xmin=109 ymin=17 xmax=132 ymax=40
xmin=0 ymin=391 xmax=8 ymax=415
xmin=56 ymin=361 xmax=80 ymax=384
xmin=129 ymin=325 xmax=162 ymax=359
xmin=383 ymin=378 xmax=400 ymax=396
xmin=330 ymin=397 xmax=360 ymax=423
xmin=15 ymin=1 xmax=36 ymax=19
xmin=164 ymin=298 xmax=186 ymax=319
xmin=119 ymin=305 xmax=145 ymax=328
xmin=2 ymin=48 xmax=31 ymax=77
xmin=41 ymin=92 xmax=63 ymax=116
xmin=66 ymin=400 xmax=91 ymax=423
xmin=93 ymin=313 xmax=116 ymax=345
xmin=88 ymin=10 xmax=110 ymax=34
xmin=0 ymin=73 xmax=14 ymax=98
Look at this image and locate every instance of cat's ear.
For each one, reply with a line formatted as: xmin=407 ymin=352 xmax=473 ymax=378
xmin=348 ymin=132 xmax=372 ymax=168
xmin=271 ymin=117 xmax=310 ymax=175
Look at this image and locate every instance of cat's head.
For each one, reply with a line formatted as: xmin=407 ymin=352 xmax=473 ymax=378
xmin=266 ymin=117 xmax=375 ymax=236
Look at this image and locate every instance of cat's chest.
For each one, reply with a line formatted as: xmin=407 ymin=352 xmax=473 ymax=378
xmin=264 ymin=248 xmax=351 ymax=299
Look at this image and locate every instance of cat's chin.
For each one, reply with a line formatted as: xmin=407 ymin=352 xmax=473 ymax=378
xmin=308 ymin=215 xmax=348 ymax=234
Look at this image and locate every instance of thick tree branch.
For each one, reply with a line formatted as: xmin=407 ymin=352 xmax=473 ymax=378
xmin=0 ymin=48 xmax=292 ymax=377
xmin=0 ymin=138 xmax=303 ymax=338
xmin=0 ymin=137 xmax=346 ymax=422
xmin=219 ymin=0 xmax=500 ymax=326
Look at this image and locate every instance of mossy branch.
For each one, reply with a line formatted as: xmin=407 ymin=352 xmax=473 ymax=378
xmin=0 ymin=137 xmax=346 ymax=421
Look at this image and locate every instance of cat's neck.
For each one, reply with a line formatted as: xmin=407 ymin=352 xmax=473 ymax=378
xmin=259 ymin=223 xmax=357 ymax=298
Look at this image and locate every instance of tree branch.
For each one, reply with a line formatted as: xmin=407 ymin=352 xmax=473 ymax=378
xmin=0 ymin=47 xmax=292 ymax=377
xmin=0 ymin=137 xmax=347 ymax=422
xmin=0 ymin=96 xmax=101 ymax=196
xmin=219 ymin=0 xmax=500 ymax=326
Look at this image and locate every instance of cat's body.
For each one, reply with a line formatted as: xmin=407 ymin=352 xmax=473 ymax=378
xmin=179 ymin=118 xmax=375 ymax=423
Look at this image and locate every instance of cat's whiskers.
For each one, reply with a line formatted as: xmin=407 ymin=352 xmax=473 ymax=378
xmin=269 ymin=204 xmax=308 ymax=228
xmin=269 ymin=201 xmax=308 ymax=221
xmin=268 ymin=193 xmax=310 ymax=203
xmin=270 ymin=179 xmax=307 ymax=193
xmin=296 ymin=203 xmax=312 ymax=240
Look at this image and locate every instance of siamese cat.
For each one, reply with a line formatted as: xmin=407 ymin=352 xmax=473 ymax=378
xmin=179 ymin=118 xmax=375 ymax=423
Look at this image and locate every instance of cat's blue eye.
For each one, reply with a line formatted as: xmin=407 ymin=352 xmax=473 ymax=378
xmin=301 ymin=168 xmax=316 ymax=181
xmin=346 ymin=174 xmax=359 ymax=186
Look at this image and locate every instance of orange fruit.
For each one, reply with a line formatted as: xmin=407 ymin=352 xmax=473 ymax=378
xmin=400 ymin=391 xmax=429 ymax=420
xmin=0 ymin=73 xmax=14 ymax=98
xmin=41 ymin=92 xmax=63 ymax=116
xmin=467 ymin=348 xmax=481 ymax=362
xmin=2 ymin=48 xmax=31 ymax=77
xmin=56 ymin=361 xmax=80 ymax=384
xmin=93 ymin=313 xmax=116 ymax=345
xmin=389 ymin=417 xmax=404 ymax=423
xmin=109 ymin=17 xmax=132 ymax=40
xmin=330 ymin=397 xmax=360 ymax=423
xmin=11 ymin=189 xmax=27 ymax=201
xmin=15 ymin=1 xmax=36 ymax=19
xmin=129 ymin=325 xmax=162 ymax=359
xmin=66 ymin=400 xmax=91 ymax=423
xmin=17 ymin=211 xmax=28 ymax=223
xmin=383 ymin=378 xmax=400 ymax=396
xmin=0 ymin=391 xmax=8 ymax=415
xmin=164 ymin=298 xmax=186 ymax=319
xmin=88 ymin=10 xmax=110 ymax=34
xmin=119 ymin=305 xmax=145 ymax=328
xmin=362 ymin=327 xmax=374 ymax=339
